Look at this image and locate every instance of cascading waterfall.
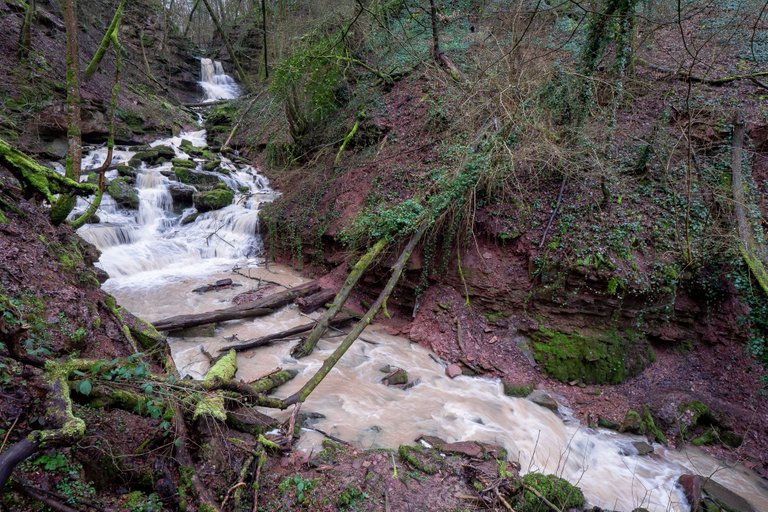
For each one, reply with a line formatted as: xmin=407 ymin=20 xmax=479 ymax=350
xmin=199 ymin=57 xmax=240 ymax=101
xmin=75 ymin=129 xmax=277 ymax=288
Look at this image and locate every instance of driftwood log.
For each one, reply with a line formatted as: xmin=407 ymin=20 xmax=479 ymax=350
xmin=152 ymin=281 xmax=319 ymax=332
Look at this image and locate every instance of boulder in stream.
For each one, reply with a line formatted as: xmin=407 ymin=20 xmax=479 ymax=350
xmin=382 ymin=367 xmax=409 ymax=386
xmin=678 ymin=474 xmax=757 ymax=512
xmin=167 ymin=181 xmax=196 ymax=204
xmin=527 ymin=389 xmax=559 ymax=412
xmin=193 ymin=186 xmax=234 ymax=212
xmin=174 ymin=167 xmax=221 ymax=189
xmin=128 ymin=144 xmax=175 ymax=167
xmin=106 ymin=176 xmax=139 ymax=209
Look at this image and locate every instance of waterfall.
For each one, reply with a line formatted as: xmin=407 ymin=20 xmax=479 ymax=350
xmin=199 ymin=57 xmax=240 ymax=102
xmin=75 ymin=129 xmax=277 ymax=288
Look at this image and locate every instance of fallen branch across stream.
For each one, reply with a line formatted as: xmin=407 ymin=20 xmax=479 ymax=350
xmin=152 ymin=281 xmax=319 ymax=332
xmin=220 ymin=313 xmax=357 ymax=352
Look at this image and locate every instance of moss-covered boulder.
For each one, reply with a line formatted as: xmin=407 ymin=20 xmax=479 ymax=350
xmin=179 ymin=138 xmax=204 ymax=157
xmin=516 ymin=473 xmax=585 ymax=512
xmin=530 ymin=327 xmax=654 ymax=384
xmin=193 ymin=185 xmax=233 ymax=212
xmin=174 ymin=167 xmax=221 ymax=189
xmin=167 ymin=181 xmax=196 ymax=205
xmin=116 ymin=164 xmax=137 ymax=178
xmin=171 ymin=157 xmax=196 ymax=169
xmin=128 ymin=144 xmax=175 ymax=167
xmin=203 ymin=159 xmax=221 ymax=172
xmin=106 ymin=177 xmax=139 ymax=209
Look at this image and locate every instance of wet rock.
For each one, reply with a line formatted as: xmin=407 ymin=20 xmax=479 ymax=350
xmin=203 ymin=159 xmax=221 ymax=171
xmin=679 ymin=474 xmax=757 ymax=512
xmin=527 ymin=390 xmax=559 ymax=412
xmin=193 ymin=186 xmax=234 ymax=212
xmin=678 ymin=474 xmax=702 ymax=511
xmin=180 ymin=211 xmax=199 ymax=225
xmin=703 ymin=478 xmax=757 ymax=512
xmin=502 ymin=380 xmax=534 ymax=397
xmin=116 ymin=164 xmax=137 ymax=178
xmin=382 ymin=367 xmax=408 ymax=386
xmin=167 ymin=181 xmax=196 ymax=203
xmin=440 ymin=441 xmax=484 ymax=459
xmin=128 ymin=144 xmax=175 ymax=167
xmin=445 ymin=363 xmax=462 ymax=379
xmin=416 ymin=435 xmax=447 ymax=448
xmin=632 ymin=441 xmax=654 ymax=456
xmin=106 ymin=176 xmax=139 ymax=209
xmin=174 ymin=167 xmax=221 ymax=189
xmin=171 ymin=157 xmax=196 ymax=169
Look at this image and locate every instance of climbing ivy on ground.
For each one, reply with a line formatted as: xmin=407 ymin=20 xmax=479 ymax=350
xmin=731 ymin=262 xmax=768 ymax=387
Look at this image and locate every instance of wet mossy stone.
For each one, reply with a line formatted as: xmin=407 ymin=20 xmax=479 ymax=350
xmin=517 ymin=473 xmax=585 ymax=512
xmin=116 ymin=164 xmax=136 ymax=178
xmin=106 ymin=176 xmax=139 ymax=209
xmin=193 ymin=187 xmax=233 ymax=212
xmin=128 ymin=145 xmax=175 ymax=167
xmin=203 ymin=159 xmax=220 ymax=172
xmin=174 ymin=167 xmax=220 ymax=189
xmin=180 ymin=139 xmax=204 ymax=157
xmin=531 ymin=327 xmax=653 ymax=385
xmin=503 ymin=381 xmax=534 ymax=397
xmin=171 ymin=158 xmax=196 ymax=169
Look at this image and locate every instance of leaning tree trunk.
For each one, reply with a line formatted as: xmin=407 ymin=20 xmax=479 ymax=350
xmin=285 ymin=222 xmax=429 ymax=406
xmin=50 ymin=0 xmax=83 ymax=225
xmin=291 ymin=238 xmax=388 ymax=358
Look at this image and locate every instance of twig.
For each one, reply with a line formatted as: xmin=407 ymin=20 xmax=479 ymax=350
xmin=494 ymin=487 xmax=517 ymax=512
xmin=522 ymin=484 xmax=563 ymax=512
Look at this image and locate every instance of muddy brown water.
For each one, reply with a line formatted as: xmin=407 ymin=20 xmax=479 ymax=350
xmin=75 ymin=123 xmax=768 ymax=512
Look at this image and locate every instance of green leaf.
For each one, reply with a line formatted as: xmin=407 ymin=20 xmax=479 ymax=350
xmin=78 ymin=380 xmax=92 ymax=396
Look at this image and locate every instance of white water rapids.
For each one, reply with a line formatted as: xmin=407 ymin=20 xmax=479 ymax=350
xmin=68 ymin=65 xmax=768 ymax=512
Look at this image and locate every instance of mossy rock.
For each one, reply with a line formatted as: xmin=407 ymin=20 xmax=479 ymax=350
xmin=531 ymin=327 xmax=654 ymax=385
xmin=128 ymin=145 xmax=175 ymax=167
xmin=193 ymin=187 xmax=234 ymax=212
xmin=516 ymin=473 xmax=585 ymax=512
xmin=179 ymin=139 xmax=204 ymax=157
xmin=116 ymin=164 xmax=136 ymax=178
xmin=203 ymin=159 xmax=221 ymax=172
xmin=106 ymin=177 xmax=139 ymax=209
xmin=503 ymin=381 xmax=534 ymax=398
xmin=171 ymin=158 xmax=196 ymax=169
xmin=174 ymin=167 xmax=220 ymax=188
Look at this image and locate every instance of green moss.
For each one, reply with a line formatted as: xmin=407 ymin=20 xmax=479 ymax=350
xmin=517 ymin=473 xmax=585 ymax=512
xmin=0 ymin=210 xmax=8 ymax=225
xmin=642 ymin=406 xmax=667 ymax=444
xmin=171 ymin=158 xmax=195 ymax=169
xmin=106 ymin=177 xmax=139 ymax=209
xmin=503 ymin=382 xmax=534 ymax=397
xmin=398 ymin=445 xmax=442 ymax=475
xmin=692 ymin=428 xmax=718 ymax=446
xmin=531 ymin=327 xmax=653 ymax=384
xmin=193 ymin=187 xmax=234 ymax=212
xmin=193 ymin=392 xmax=227 ymax=422
xmin=203 ymin=349 xmax=237 ymax=389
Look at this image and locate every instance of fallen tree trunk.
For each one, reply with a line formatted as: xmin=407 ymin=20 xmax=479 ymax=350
xmin=152 ymin=281 xmax=319 ymax=331
xmin=296 ymin=288 xmax=337 ymax=314
xmin=285 ymin=222 xmax=429 ymax=406
xmin=222 ymin=313 xmax=355 ymax=352
xmin=292 ymin=240 xmax=387 ymax=358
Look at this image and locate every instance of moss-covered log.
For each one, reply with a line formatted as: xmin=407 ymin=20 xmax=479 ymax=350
xmin=0 ymin=138 xmax=96 ymax=204
xmin=83 ymin=0 xmax=125 ymax=79
xmin=285 ymin=222 xmax=429 ymax=405
xmin=250 ymin=369 xmax=298 ymax=394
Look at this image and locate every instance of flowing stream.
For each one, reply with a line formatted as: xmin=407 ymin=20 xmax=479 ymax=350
xmin=70 ymin=63 xmax=768 ymax=512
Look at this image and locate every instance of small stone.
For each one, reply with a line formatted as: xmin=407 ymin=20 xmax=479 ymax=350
xmin=445 ymin=364 xmax=462 ymax=379
xmin=382 ymin=368 xmax=408 ymax=386
xmin=632 ymin=441 xmax=654 ymax=456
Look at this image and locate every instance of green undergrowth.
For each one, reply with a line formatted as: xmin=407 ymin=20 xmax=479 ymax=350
xmin=531 ymin=327 xmax=654 ymax=384
xmin=516 ymin=473 xmax=585 ymax=512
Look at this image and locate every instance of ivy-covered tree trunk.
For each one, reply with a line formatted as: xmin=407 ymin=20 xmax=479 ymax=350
xmin=50 ymin=0 xmax=83 ymax=225
xmin=17 ymin=0 xmax=35 ymax=60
